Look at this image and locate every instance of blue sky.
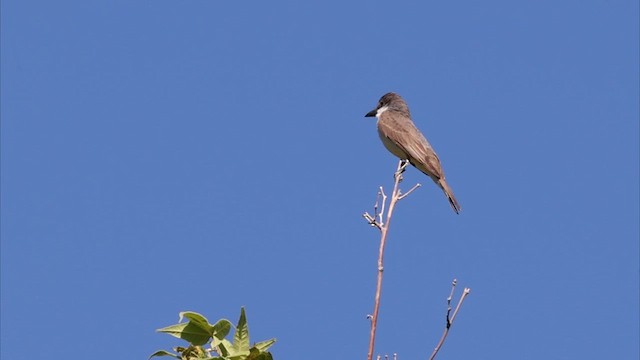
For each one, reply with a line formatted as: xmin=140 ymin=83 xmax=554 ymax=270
xmin=1 ymin=1 xmax=638 ymax=359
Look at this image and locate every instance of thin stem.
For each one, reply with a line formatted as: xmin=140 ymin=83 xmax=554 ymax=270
xmin=450 ymin=288 xmax=471 ymax=325
xmin=446 ymin=279 xmax=457 ymax=328
xmin=429 ymin=287 xmax=472 ymax=360
xmin=377 ymin=187 xmax=387 ymax=227
xmin=399 ymin=183 xmax=422 ymax=200
xmin=367 ymin=160 xmax=405 ymax=360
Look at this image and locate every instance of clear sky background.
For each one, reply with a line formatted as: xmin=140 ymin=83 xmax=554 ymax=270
xmin=2 ymin=1 xmax=638 ymax=359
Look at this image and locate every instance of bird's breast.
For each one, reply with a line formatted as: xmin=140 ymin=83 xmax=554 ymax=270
xmin=377 ymin=124 xmax=408 ymax=160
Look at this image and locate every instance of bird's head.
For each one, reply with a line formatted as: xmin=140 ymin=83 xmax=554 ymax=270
xmin=365 ymin=92 xmax=409 ymax=118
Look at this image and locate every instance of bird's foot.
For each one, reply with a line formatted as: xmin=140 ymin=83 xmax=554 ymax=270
xmin=399 ymin=160 xmax=409 ymax=172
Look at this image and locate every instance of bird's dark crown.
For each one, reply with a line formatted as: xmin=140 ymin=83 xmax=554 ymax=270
xmin=377 ymin=92 xmax=410 ymax=114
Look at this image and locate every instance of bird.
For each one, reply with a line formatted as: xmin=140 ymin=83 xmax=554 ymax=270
xmin=365 ymin=92 xmax=461 ymax=214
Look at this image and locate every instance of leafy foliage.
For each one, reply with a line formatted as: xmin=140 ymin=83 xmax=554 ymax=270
xmin=150 ymin=308 xmax=275 ymax=360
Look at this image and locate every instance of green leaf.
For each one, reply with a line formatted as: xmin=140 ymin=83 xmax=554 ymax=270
xmin=212 ymin=319 xmax=232 ymax=340
xmin=148 ymin=350 xmax=180 ymax=359
xmin=180 ymin=312 xmax=215 ymax=333
xmin=228 ymin=356 xmax=249 ymax=360
xmin=246 ymin=347 xmax=261 ymax=360
xmin=249 ymin=352 xmax=273 ymax=360
xmin=213 ymin=338 xmax=233 ymax=357
xmin=157 ymin=321 xmax=212 ymax=346
xmin=232 ymin=307 xmax=250 ymax=355
xmin=156 ymin=312 xmax=216 ymax=346
xmin=257 ymin=353 xmax=273 ymax=360
xmin=155 ymin=308 xmax=272 ymax=360
xmin=252 ymin=339 xmax=276 ymax=353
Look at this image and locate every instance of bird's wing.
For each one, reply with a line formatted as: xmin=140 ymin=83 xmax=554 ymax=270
xmin=378 ymin=115 xmax=444 ymax=180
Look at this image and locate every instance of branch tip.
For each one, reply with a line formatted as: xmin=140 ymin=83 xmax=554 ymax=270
xmin=398 ymin=183 xmax=422 ymax=200
xmin=430 ymin=280 xmax=472 ymax=360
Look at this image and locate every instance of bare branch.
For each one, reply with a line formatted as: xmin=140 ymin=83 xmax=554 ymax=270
xmin=363 ymin=212 xmax=382 ymax=230
xmin=365 ymin=160 xmax=472 ymax=360
xmin=450 ymin=288 xmax=471 ymax=325
xmin=446 ymin=279 xmax=457 ymax=328
xmin=394 ymin=160 xmax=408 ymax=182
xmin=398 ymin=183 xmax=422 ymax=200
xmin=429 ymin=282 xmax=472 ymax=360
xmin=363 ymin=186 xmax=389 ymax=230
xmin=373 ymin=189 xmax=381 ymax=222
xmin=367 ymin=160 xmax=405 ymax=360
xmin=377 ymin=186 xmax=387 ymax=226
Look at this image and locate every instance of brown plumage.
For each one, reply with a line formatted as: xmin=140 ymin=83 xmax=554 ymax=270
xmin=365 ymin=92 xmax=461 ymax=214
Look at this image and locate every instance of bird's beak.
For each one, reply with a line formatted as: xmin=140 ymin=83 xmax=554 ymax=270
xmin=365 ymin=108 xmax=377 ymax=117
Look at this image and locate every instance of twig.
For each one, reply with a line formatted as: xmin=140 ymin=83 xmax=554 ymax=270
xmin=398 ymin=183 xmax=422 ymax=200
xmin=377 ymin=187 xmax=386 ymax=226
xmin=365 ymin=160 xmax=420 ymax=360
xmin=362 ymin=212 xmax=380 ymax=229
xmin=363 ymin=187 xmax=389 ymax=230
xmin=446 ymin=279 xmax=457 ymax=328
xmin=362 ymin=162 xmax=470 ymax=360
xmin=450 ymin=288 xmax=471 ymax=326
xmin=429 ymin=283 xmax=471 ymax=360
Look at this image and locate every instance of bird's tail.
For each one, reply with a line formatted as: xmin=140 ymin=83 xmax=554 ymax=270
xmin=438 ymin=179 xmax=461 ymax=214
